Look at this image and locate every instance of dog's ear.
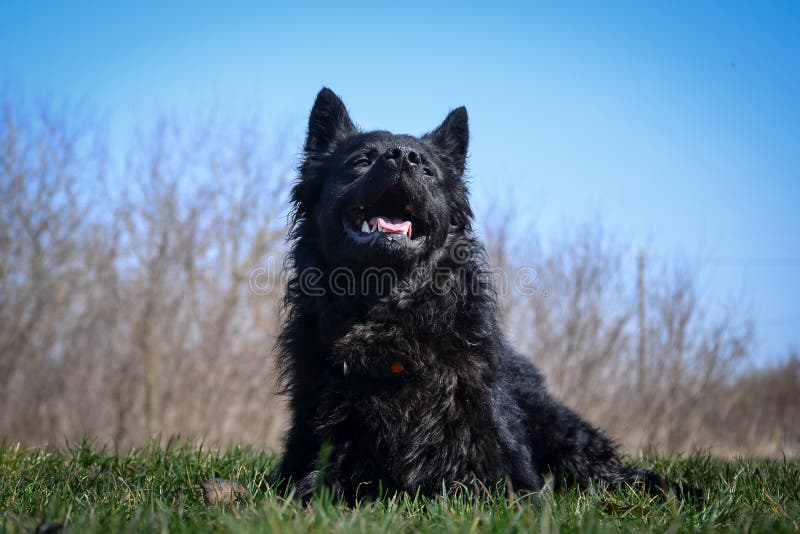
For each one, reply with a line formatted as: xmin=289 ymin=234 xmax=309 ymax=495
xmin=305 ymin=88 xmax=356 ymax=155
xmin=423 ymin=107 xmax=469 ymax=176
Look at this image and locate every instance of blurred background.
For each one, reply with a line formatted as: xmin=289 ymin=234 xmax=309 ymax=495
xmin=1 ymin=1 xmax=798 ymax=456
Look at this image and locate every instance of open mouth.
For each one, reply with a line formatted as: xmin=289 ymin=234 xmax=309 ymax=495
xmin=342 ymin=184 xmax=426 ymax=244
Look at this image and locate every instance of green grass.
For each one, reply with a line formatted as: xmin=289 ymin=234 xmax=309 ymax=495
xmin=1 ymin=440 xmax=797 ymax=533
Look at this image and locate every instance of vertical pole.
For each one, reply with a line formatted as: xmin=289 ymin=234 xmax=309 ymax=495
xmin=637 ymin=251 xmax=647 ymax=396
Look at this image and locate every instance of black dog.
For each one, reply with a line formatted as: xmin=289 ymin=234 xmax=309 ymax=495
xmin=277 ymin=88 xmax=693 ymax=501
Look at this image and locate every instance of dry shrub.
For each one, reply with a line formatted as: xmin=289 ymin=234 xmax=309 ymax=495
xmin=0 ymin=100 xmax=291 ymax=447
xmin=486 ymin=211 xmax=796 ymax=457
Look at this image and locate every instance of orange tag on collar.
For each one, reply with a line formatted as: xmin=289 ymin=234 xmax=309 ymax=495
xmin=390 ymin=361 xmax=405 ymax=374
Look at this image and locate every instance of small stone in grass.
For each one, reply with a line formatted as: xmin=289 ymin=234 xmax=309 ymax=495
xmin=200 ymin=478 xmax=250 ymax=506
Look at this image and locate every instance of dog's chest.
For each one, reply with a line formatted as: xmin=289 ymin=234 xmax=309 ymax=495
xmin=316 ymin=367 xmax=506 ymax=493
xmin=317 ymin=298 xmax=505 ymax=492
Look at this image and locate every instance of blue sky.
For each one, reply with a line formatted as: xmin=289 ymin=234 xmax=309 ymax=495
xmin=2 ymin=1 xmax=799 ymax=361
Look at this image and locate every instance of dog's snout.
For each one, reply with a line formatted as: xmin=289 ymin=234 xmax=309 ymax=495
xmin=383 ymin=147 xmax=420 ymax=170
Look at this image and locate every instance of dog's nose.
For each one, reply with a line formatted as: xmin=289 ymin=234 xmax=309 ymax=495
xmin=383 ymin=147 xmax=420 ymax=170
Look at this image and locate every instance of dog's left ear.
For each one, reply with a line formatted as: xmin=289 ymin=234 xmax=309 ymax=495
xmin=305 ymin=87 xmax=357 ymax=155
xmin=423 ymin=107 xmax=469 ymax=176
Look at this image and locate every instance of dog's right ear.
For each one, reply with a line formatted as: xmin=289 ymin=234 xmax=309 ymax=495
xmin=305 ymin=88 xmax=356 ymax=155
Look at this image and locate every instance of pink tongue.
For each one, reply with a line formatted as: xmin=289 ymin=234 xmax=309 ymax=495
xmin=371 ymin=216 xmax=412 ymax=236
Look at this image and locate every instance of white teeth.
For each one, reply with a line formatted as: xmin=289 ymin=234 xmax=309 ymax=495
xmin=361 ymin=221 xmax=370 ymax=233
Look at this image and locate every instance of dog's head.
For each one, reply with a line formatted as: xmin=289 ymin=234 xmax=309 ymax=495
xmin=292 ymin=88 xmax=472 ymax=269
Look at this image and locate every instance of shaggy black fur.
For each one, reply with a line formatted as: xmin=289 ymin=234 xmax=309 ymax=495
xmin=277 ymin=88 xmax=696 ymax=502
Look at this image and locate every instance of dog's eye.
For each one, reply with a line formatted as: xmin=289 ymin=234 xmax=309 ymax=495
xmin=423 ymin=166 xmax=435 ymax=177
xmin=352 ymin=157 xmax=371 ymax=168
